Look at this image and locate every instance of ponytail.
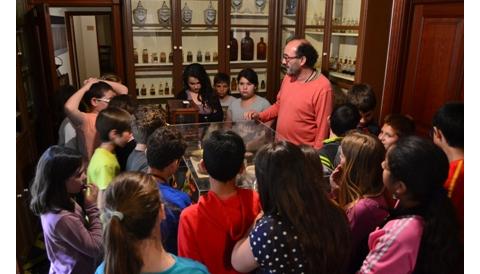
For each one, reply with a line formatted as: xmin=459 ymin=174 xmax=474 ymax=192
xmin=104 ymin=217 xmax=143 ymax=274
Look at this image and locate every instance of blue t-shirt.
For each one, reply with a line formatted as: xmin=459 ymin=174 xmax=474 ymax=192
xmin=158 ymin=181 xmax=192 ymax=255
xmin=249 ymin=214 xmax=307 ymax=273
xmin=95 ymin=254 xmax=209 ymax=274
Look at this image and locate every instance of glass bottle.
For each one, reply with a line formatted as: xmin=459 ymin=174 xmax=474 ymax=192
xmin=133 ymin=48 xmax=138 ymax=64
xmin=165 ymin=82 xmax=170 ymax=95
xmin=205 ymin=51 xmax=211 ymax=62
xmin=140 ymin=84 xmax=147 ymax=96
xmin=150 ymin=84 xmax=156 ymax=96
xmin=187 ymin=51 xmax=193 ymax=62
xmin=197 ymin=50 xmax=203 ymax=62
xmin=135 ymin=84 xmax=139 ymax=96
xmin=231 ymin=77 xmax=237 ymax=91
xmin=158 ymin=82 xmax=164 ymax=96
xmin=241 ymin=31 xmax=254 ymax=60
xmin=213 ymin=51 xmax=218 ymax=62
xmin=256 ymin=37 xmax=267 ymax=60
xmin=260 ymin=80 xmax=266 ymax=90
xmin=152 ymin=52 xmax=159 ymax=63
xmin=142 ymin=49 xmax=149 ymax=63
xmin=160 ymin=52 xmax=166 ymax=63
xmin=168 ymin=51 xmax=173 ymax=63
xmin=229 ymin=30 xmax=238 ymax=61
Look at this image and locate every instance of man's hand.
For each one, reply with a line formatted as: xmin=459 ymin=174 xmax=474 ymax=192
xmin=244 ymin=111 xmax=260 ymax=120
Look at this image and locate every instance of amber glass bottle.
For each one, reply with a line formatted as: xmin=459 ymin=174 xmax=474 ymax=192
xmin=140 ymin=84 xmax=147 ymax=96
xmin=231 ymin=77 xmax=237 ymax=91
xmin=257 ymin=37 xmax=267 ymax=60
xmin=142 ymin=49 xmax=149 ymax=63
xmin=133 ymin=48 xmax=139 ymax=63
xmin=230 ymin=30 xmax=238 ymax=61
xmin=241 ymin=31 xmax=254 ymax=60
xmin=150 ymin=84 xmax=156 ymax=96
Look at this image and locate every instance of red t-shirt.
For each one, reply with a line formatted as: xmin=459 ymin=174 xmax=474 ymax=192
xmin=444 ymin=159 xmax=464 ymax=239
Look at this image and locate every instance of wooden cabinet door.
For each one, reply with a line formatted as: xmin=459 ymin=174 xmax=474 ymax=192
xmin=400 ymin=2 xmax=463 ymax=136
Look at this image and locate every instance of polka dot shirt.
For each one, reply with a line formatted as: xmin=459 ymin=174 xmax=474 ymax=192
xmin=249 ymin=214 xmax=306 ymax=274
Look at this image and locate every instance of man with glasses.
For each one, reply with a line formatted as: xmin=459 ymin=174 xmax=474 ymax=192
xmin=65 ymin=77 xmax=128 ymax=160
xmin=244 ymin=39 xmax=333 ymax=149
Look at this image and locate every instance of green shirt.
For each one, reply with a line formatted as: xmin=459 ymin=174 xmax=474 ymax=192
xmin=87 ymin=147 xmax=119 ymax=190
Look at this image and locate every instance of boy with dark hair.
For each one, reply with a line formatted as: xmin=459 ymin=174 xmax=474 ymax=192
xmin=146 ymin=127 xmax=190 ymax=254
xmin=319 ymin=103 xmax=360 ymax=178
xmin=178 ymin=130 xmax=261 ymax=274
xmin=87 ymin=107 xmax=132 ymax=210
xmin=126 ymin=105 xmax=166 ymax=172
xmin=65 ymin=78 xmax=128 ymax=160
xmin=214 ymin=72 xmax=235 ymax=120
xmin=432 ymin=102 xmax=464 ymax=238
xmin=108 ymin=94 xmax=138 ymax=171
xmin=347 ymin=83 xmax=380 ymax=135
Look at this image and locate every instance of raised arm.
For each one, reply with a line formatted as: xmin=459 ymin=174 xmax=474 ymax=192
xmin=101 ymin=79 xmax=128 ymax=95
xmin=64 ymin=78 xmax=98 ymax=127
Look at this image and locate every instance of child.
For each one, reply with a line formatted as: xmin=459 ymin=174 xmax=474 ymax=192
xmin=332 ymin=132 xmax=389 ymax=273
xmin=227 ymin=68 xmax=271 ymax=123
xmin=359 ymin=136 xmax=462 ymax=273
xmin=378 ymin=113 xmax=415 ymax=149
xmin=64 ymin=77 xmax=128 ymax=160
xmin=126 ymin=105 xmax=166 ymax=172
xmin=95 ymin=172 xmax=208 ymax=274
xmin=214 ymin=72 xmax=235 ymax=111
xmin=231 ymin=141 xmax=350 ymax=274
xmin=87 ymin=107 xmax=132 ymax=210
xmin=319 ymin=103 xmax=360 ymax=178
xmin=178 ymin=130 xmax=261 ymax=274
xmin=146 ymin=127 xmax=191 ymax=255
xmin=56 ymin=85 xmax=86 ymax=149
xmin=108 ymin=94 xmax=138 ymax=171
xmin=432 ymin=102 xmax=463 ymax=239
xmin=29 ymin=146 xmax=102 ymax=274
xmin=347 ymin=84 xmax=380 ymax=135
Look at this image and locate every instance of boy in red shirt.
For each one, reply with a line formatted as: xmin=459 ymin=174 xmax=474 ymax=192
xmin=178 ymin=130 xmax=261 ymax=274
xmin=432 ymin=102 xmax=463 ymax=239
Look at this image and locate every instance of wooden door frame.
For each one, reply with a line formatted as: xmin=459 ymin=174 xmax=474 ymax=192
xmin=380 ymin=0 xmax=463 ymax=122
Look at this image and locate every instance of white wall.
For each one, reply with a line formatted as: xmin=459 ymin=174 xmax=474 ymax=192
xmin=74 ymin=16 xmax=100 ymax=83
xmin=49 ymin=7 xmax=73 ymax=84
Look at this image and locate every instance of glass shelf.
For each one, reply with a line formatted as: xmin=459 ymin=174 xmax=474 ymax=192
xmin=329 ymin=71 xmax=354 ymax=81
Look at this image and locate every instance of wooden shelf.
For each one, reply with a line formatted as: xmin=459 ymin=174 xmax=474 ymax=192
xmin=231 ymin=12 xmax=269 ymax=18
xmin=137 ymin=94 xmax=175 ymax=100
xmin=332 ymin=32 xmax=359 ymax=37
xmin=329 ymin=71 xmax=354 ymax=81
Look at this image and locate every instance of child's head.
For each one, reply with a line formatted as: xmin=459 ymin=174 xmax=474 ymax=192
xmin=300 ymin=144 xmax=329 ymax=193
xmin=83 ymin=81 xmax=115 ymax=112
xmin=131 ymin=105 xmax=166 ymax=145
xmin=379 ymin=114 xmax=415 ymax=150
xmin=329 ymin=103 xmax=360 ymax=137
xmin=30 ymin=146 xmax=85 ymax=215
xmin=338 ymin=131 xmax=385 ymax=207
xmin=213 ymin=72 xmax=230 ymax=99
xmin=96 ymin=107 xmax=132 ymax=146
xmin=102 ymin=172 xmax=164 ymax=274
xmin=347 ymin=84 xmax=376 ymax=127
xmin=146 ymin=127 xmax=187 ymax=173
xmin=237 ymin=68 xmax=258 ymax=100
xmin=108 ymin=94 xmax=138 ymax=115
xmin=202 ymin=130 xmax=246 ymax=182
xmin=100 ymin=73 xmax=122 ymax=83
xmin=432 ymin=102 xmax=463 ymax=149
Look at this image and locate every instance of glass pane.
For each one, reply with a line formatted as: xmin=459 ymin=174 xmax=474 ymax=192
xmin=305 ymin=0 xmax=327 ymax=70
xmin=181 ymin=0 xmax=219 ymax=67
xmin=131 ymin=0 xmax=175 ymax=99
xmin=328 ymin=0 xmax=361 ymax=82
xmin=282 ymin=0 xmax=297 ymax=24
xmin=229 ymin=0 xmax=269 ymax=93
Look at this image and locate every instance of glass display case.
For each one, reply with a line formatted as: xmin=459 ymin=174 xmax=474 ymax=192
xmin=169 ymin=120 xmax=277 ymax=193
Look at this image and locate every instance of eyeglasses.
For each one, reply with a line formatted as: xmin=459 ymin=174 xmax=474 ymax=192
xmin=282 ymin=55 xmax=300 ymax=62
xmin=96 ymin=97 xmax=111 ymax=103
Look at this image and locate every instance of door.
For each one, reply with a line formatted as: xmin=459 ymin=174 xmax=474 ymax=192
xmin=400 ymin=2 xmax=463 ymax=136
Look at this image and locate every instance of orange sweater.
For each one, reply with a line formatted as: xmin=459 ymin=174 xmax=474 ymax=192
xmin=259 ymin=74 xmax=333 ymax=148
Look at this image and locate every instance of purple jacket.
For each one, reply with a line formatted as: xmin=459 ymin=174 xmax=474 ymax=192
xmin=40 ymin=201 xmax=103 ymax=274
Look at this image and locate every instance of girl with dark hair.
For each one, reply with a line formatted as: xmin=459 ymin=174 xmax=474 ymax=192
xmin=227 ymin=68 xmax=271 ymax=123
xmin=30 ymin=145 xmax=102 ymax=274
xmin=332 ymin=132 xmax=389 ymax=273
xmin=231 ymin=141 xmax=351 ymax=274
xmin=96 ymin=172 xmax=208 ymax=274
xmin=359 ymin=136 xmax=462 ymax=273
xmin=176 ymin=63 xmax=223 ymax=123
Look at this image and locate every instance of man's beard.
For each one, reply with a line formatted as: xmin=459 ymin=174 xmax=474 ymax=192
xmin=286 ymin=64 xmax=301 ymax=76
